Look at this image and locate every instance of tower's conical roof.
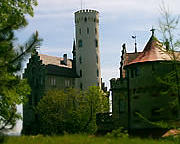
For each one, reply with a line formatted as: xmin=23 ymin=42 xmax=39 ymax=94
xmin=127 ymin=35 xmax=172 ymax=65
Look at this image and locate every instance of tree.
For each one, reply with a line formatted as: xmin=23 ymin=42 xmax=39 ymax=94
xmin=83 ymin=86 xmax=109 ymax=133
xmin=158 ymin=2 xmax=180 ymax=116
xmin=0 ymin=0 xmax=41 ymax=131
xmin=36 ymin=87 xmax=109 ymax=135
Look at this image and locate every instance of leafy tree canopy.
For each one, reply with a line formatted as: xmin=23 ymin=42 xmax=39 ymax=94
xmin=0 ymin=0 xmax=38 ymax=29
xmin=36 ymin=87 xmax=109 ymax=135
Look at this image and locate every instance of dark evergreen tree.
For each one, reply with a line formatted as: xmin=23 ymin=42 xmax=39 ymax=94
xmin=0 ymin=0 xmax=42 ymax=131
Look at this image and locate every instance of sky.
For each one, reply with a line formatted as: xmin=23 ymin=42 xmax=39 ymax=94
xmin=14 ymin=0 xmax=180 ymax=134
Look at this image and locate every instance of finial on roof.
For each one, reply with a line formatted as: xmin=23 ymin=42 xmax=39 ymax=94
xmin=132 ymin=35 xmax=137 ymax=53
xmin=150 ymin=27 xmax=155 ymax=36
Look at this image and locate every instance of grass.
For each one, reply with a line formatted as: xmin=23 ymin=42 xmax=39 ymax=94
xmin=2 ymin=134 xmax=180 ymax=144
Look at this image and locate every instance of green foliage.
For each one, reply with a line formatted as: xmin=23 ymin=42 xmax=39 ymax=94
xmin=0 ymin=0 xmax=41 ymax=131
xmin=36 ymin=88 xmax=84 ymax=134
xmin=106 ymin=127 xmax=129 ymax=138
xmin=36 ymin=86 xmax=109 ymax=135
xmin=157 ymin=2 xmax=180 ymax=122
xmin=0 ymin=0 xmax=38 ymax=29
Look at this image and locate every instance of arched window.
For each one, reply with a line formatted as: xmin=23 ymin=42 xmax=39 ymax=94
xmin=84 ymin=17 xmax=87 ymax=22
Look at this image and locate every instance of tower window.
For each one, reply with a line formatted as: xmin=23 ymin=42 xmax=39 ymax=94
xmin=95 ymin=39 xmax=98 ymax=47
xmin=80 ymin=70 xmax=82 ymax=77
xmin=87 ymin=27 xmax=89 ymax=34
xmin=95 ymin=28 xmax=97 ymax=35
xmin=96 ymin=55 xmax=98 ymax=64
xmin=97 ymin=69 xmax=99 ymax=77
xmin=79 ymin=28 xmax=81 ymax=34
xmin=94 ymin=18 xmax=96 ymax=22
xmin=79 ymin=56 xmax=82 ymax=64
xmin=78 ymin=39 xmax=82 ymax=47
xmin=84 ymin=17 xmax=87 ymax=22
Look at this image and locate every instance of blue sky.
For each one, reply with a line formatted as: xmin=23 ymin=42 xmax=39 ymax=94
xmin=13 ymin=0 xmax=180 ymax=134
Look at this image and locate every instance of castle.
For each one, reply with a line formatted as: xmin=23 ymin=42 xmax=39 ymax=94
xmin=23 ymin=8 xmax=180 ymax=134
xmin=23 ymin=9 xmax=103 ymax=133
xmin=110 ymin=30 xmax=180 ymax=132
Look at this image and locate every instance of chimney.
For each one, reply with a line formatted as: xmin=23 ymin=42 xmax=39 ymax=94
xmin=165 ymin=39 xmax=170 ymax=51
xmin=63 ymin=54 xmax=67 ymax=65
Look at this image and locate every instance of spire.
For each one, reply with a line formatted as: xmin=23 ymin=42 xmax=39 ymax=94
xmin=132 ymin=35 xmax=137 ymax=53
xmin=150 ymin=27 xmax=155 ymax=37
xmin=120 ymin=43 xmax=126 ymax=78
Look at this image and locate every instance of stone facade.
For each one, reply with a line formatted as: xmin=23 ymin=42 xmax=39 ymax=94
xmin=111 ymin=33 xmax=180 ymax=130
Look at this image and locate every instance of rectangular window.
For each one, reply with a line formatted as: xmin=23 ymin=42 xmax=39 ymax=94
xmin=96 ymin=55 xmax=98 ymax=64
xmin=79 ymin=56 xmax=82 ymax=64
xmin=78 ymin=40 xmax=82 ymax=47
xmin=80 ymin=70 xmax=82 ymax=77
xmin=79 ymin=28 xmax=81 ymax=34
xmin=152 ymin=108 xmax=161 ymax=116
xmin=119 ymin=100 xmax=125 ymax=113
xmin=97 ymin=69 xmax=99 ymax=77
xmin=50 ymin=77 xmax=56 ymax=86
xmin=65 ymin=80 xmax=70 ymax=87
xmin=152 ymin=63 xmax=155 ymax=72
xmin=29 ymin=95 xmax=32 ymax=105
xmin=131 ymin=69 xmax=134 ymax=78
xmin=135 ymin=67 xmax=139 ymax=76
xmin=80 ymin=83 xmax=83 ymax=90
xmin=87 ymin=27 xmax=89 ymax=34
xmin=95 ymin=39 xmax=98 ymax=47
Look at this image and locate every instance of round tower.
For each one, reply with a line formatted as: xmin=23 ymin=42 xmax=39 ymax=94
xmin=74 ymin=9 xmax=101 ymax=90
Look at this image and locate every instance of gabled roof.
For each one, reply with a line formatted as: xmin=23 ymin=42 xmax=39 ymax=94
xmin=127 ymin=36 xmax=172 ymax=65
xmin=38 ymin=53 xmax=78 ymax=78
xmin=39 ymin=54 xmax=72 ymax=68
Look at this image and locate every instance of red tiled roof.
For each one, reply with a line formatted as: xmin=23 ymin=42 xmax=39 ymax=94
xmin=39 ymin=54 xmax=72 ymax=68
xmin=124 ymin=52 xmax=142 ymax=66
xmin=127 ymin=36 xmax=172 ymax=65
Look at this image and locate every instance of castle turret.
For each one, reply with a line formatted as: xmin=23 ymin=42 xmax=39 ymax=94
xmin=74 ymin=9 xmax=101 ymax=90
